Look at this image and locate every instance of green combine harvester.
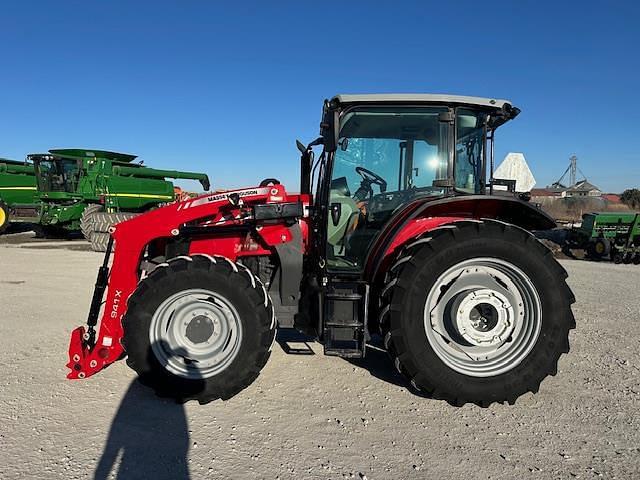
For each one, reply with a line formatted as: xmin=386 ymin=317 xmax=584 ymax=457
xmin=568 ymin=211 xmax=640 ymax=264
xmin=29 ymin=149 xmax=210 ymax=250
xmin=0 ymin=158 xmax=39 ymax=233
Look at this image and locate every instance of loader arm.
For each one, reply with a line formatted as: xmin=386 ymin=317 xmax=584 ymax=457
xmin=67 ymin=184 xmax=306 ymax=379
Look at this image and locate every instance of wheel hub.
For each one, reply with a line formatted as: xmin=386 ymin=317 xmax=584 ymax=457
xmin=149 ymin=289 xmax=243 ymax=379
xmin=184 ymin=315 xmax=215 ymax=344
xmin=452 ymin=289 xmax=514 ymax=347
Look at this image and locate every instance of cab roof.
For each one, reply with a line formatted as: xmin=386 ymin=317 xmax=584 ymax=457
xmin=48 ymin=149 xmax=137 ymax=162
xmin=332 ymin=93 xmax=514 ymax=110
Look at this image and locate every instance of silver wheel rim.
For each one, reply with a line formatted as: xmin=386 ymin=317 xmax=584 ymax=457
xmin=149 ymin=288 xmax=243 ymax=379
xmin=423 ymin=257 xmax=542 ymax=377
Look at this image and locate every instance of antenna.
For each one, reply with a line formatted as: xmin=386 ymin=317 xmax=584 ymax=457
xmin=569 ymin=154 xmax=577 ymax=186
xmin=551 ymin=154 xmax=585 ymax=188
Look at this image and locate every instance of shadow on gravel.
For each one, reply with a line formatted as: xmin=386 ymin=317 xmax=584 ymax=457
xmin=276 ymin=328 xmax=316 ymax=355
xmin=95 ymin=341 xmax=207 ymax=479
xmin=94 ymin=379 xmax=192 ymax=480
xmin=347 ymin=335 xmax=415 ymax=391
xmin=4 ymin=222 xmax=38 ymax=235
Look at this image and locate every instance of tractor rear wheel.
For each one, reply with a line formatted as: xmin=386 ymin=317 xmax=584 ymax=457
xmin=123 ymin=255 xmax=276 ymax=403
xmin=380 ymin=220 xmax=575 ymax=407
xmin=79 ymin=204 xmax=103 ymax=241
xmin=0 ymin=200 xmax=10 ymax=234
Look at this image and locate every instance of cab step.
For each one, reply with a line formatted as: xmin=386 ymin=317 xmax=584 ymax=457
xmin=323 ymin=282 xmax=369 ymax=358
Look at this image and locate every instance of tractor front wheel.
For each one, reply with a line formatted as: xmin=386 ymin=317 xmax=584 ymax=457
xmin=380 ymin=220 xmax=575 ymax=407
xmin=123 ymin=255 xmax=276 ymax=403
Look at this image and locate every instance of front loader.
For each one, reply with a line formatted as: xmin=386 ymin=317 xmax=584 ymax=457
xmin=67 ymin=94 xmax=575 ymax=406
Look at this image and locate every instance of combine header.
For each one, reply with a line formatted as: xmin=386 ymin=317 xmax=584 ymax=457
xmin=67 ymin=94 xmax=575 ymax=406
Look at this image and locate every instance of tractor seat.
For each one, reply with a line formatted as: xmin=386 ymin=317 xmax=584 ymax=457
xmin=330 ymin=176 xmax=351 ymax=197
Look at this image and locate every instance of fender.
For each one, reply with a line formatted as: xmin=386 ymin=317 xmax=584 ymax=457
xmin=365 ymin=195 xmax=555 ymax=283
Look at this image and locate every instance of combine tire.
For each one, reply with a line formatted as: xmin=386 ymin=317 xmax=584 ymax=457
xmin=123 ymin=255 xmax=276 ymax=404
xmin=79 ymin=204 xmax=103 ymax=241
xmin=0 ymin=200 xmax=10 ymax=234
xmin=90 ymin=232 xmax=110 ymax=252
xmin=379 ymin=220 xmax=575 ymax=407
xmin=92 ymin=212 xmax=138 ymax=234
xmin=90 ymin=212 xmax=138 ymax=251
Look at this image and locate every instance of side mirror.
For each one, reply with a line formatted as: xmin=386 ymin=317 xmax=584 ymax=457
xmin=330 ymin=202 xmax=341 ymax=226
xmin=296 ymin=140 xmax=306 ymax=154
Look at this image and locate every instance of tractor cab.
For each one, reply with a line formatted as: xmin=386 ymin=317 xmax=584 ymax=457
xmin=306 ymin=94 xmax=520 ymax=271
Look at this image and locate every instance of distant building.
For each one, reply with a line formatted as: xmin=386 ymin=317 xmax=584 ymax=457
xmin=531 ymin=180 xmax=602 ymax=201
xmin=562 ymin=180 xmax=602 ymax=198
xmin=602 ymin=194 xmax=621 ymax=204
xmin=531 ymin=187 xmax=563 ymax=200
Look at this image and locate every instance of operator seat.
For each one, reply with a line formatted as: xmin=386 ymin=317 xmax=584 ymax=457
xmin=327 ymin=177 xmax=361 ymax=266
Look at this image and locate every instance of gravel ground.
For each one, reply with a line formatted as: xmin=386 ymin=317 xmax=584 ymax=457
xmin=0 ymin=239 xmax=639 ymax=479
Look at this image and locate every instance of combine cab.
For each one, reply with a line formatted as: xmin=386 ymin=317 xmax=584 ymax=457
xmin=0 ymin=158 xmax=39 ymax=233
xmin=30 ymin=149 xmax=210 ymax=249
xmin=67 ymin=94 xmax=575 ymax=406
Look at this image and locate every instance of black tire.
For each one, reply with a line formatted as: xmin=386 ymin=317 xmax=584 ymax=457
xmin=90 ymin=231 xmax=110 ymax=252
xmin=79 ymin=204 xmax=103 ymax=241
xmin=379 ymin=220 xmax=575 ymax=407
xmin=0 ymin=200 xmax=10 ymax=234
xmin=587 ymin=238 xmax=609 ymax=260
xmin=92 ymin=212 xmax=139 ymax=234
xmin=123 ymin=255 xmax=276 ymax=404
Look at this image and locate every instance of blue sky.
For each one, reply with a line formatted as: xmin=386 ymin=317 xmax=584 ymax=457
xmin=1 ymin=1 xmax=638 ymax=192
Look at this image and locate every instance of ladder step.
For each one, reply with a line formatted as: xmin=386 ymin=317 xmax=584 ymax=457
xmin=325 ymin=322 xmax=364 ymax=328
xmin=325 ymin=293 xmax=362 ymax=300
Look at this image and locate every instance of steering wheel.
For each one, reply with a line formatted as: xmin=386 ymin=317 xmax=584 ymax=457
xmin=354 ymin=166 xmax=387 ymax=202
xmin=259 ymin=178 xmax=281 ymax=187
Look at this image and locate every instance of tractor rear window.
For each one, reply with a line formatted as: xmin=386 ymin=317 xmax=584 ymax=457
xmin=455 ymin=109 xmax=486 ymax=194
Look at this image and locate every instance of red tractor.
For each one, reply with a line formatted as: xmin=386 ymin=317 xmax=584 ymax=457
xmin=67 ymin=94 xmax=575 ymax=406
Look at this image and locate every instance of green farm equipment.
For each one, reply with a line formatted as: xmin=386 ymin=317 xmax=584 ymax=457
xmin=29 ymin=149 xmax=210 ymax=249
xmin=0 ymin=158 xmax=39 ymax=233
xmin=568 ymin=211 xmax=640 ymax=264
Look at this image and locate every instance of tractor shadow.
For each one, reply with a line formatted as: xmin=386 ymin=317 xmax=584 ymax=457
xmin=276 ymin=330 xmax=423 ymax=394
xmin=94 ymin=343 xmax=203 ymax=480
xmin=346 ymin=335 xmax=418 ymax=391
xmin=276 ymin=328 xmax=316 ymax=355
